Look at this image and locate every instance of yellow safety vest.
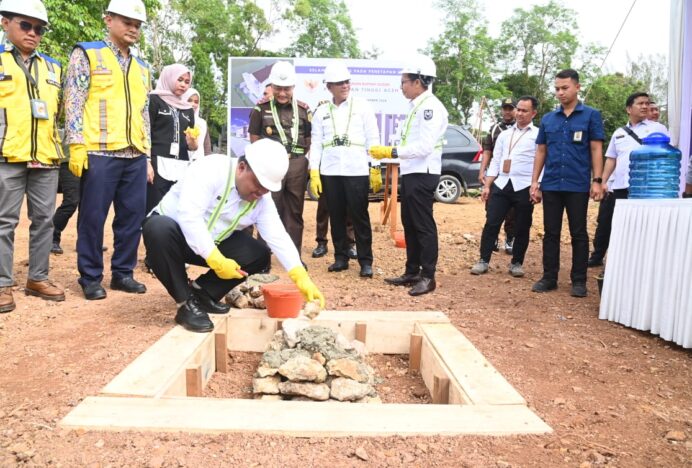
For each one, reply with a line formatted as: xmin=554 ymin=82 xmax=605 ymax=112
xmin=0 ymin=46 xmax=63 ymax=164
xmin=77 ymin=41 xmax=150 ymax=154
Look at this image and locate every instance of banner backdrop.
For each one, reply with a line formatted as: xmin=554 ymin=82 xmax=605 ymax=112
xmin=669 ymin=0 xmax=691 ymax=189
xmin=227 ymin=57 xmax=410 ymax=157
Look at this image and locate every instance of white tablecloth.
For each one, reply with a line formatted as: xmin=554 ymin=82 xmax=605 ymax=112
xmin=599 ymin=199 xmax=692 ymax=348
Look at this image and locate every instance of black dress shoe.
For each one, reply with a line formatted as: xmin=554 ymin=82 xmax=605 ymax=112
xmin=570 ymin=282 xmax=588 ymax=297
xmin=192 ymin=288 xmax=231 ymax=314
xmin=359 ymin=265 xmax=373 ymax=278
xmin=110 ymin=276 xmax=147 ymax=294
xmin=347 ymin=245 xmax=358 ymax=259
xmin=51 ymin=242 xmax=63 ymax=254
xmin=409 ymin=277 xmax=436 ymax=296
xmin=531 ymin=278 xmax=558 ymax=293
xmin=587 ymin=256 xmax=604 ymax=267
xmin=384 ymin=273 xmax=421 ymax=286
xmin=312 ymin=243 xmax=328 ymax=258
xmin=328 ymin=261 xmax=349 ymax=272
xmin=81 ymin=282 xmax=107 ymax=300
xmin=175 ymin=296 xmax=214 ymax=333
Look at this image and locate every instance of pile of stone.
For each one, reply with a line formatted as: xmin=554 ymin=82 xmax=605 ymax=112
xmin=224 ymin=273 xmax=279 ymax=309
xmin=252 ymin=320 xmax=382 ymax=403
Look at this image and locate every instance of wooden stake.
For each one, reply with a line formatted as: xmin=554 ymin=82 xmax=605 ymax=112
xmin=409 ymin=333 xmax=423 ymax=373
xmin=432 ymin=375 xmax=450 ymax=404
xmin=214 ymin=333 xmax=229 ymax=373
xmin=276 ymin=320 xmax=283 ymax=331
xmin=355 ymin=322 xmax=367 ymax=344
xmin=186 ymin=366 xmax=203 ymax=397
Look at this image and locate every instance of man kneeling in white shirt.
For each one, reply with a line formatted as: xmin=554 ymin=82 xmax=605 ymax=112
xmin=143 ymin=139 xmax=325 ymax=333
xmin=471 ymin=96 xmax=539 ymax=278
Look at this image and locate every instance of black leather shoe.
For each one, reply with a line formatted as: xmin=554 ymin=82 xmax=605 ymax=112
xmin=81 ymin=282 xmax=107 ymax=300
xmin=347 ymin=245 xmax=358 ymax=259
xmin=570 ymin=282 xmax=588 ymax=297
xmin=409 ymin=277 xmax=436 ymax=296
xmin=192 ymin=288 xmax=231 ymax=314
xmin=359 ymin=265 xmax=373 ymax=278
xmin=587 ymin=256 xmax=604 ymax=267
xmin=328 ymin=261 xmax=349 ymax=272
xmin=531 ymin=278 xmax=558 ymax=293
xmin=312 ymin=243 xmax=328 ymax=258
xmin=51 ymin=242 xmax=63 ymax=254
xmin=384 ymin=273 xmax=421 ymax=286
xmin=110 ymin=276 xmax=147 ymax=294
xmin=175 ymin=296 xmax=214 ymax=333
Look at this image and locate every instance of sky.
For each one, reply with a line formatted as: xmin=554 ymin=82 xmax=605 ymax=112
xmin=344 ymin=0 xmax=670 ymax=74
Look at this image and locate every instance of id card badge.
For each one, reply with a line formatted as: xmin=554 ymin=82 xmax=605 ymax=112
xmin=169 ymin=142 xmax=180 ymax=157
xmin=30 ymin=99 xmax=49 ymax=120
xmin=502 ymin=159 xmax=511 ymax=174
xmin=572 ymin=131 xmax=583 ymax=143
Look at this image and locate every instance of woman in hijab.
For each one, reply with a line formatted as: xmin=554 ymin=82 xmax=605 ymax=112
xmin=147 ymin=63 xmax=198 ymax=212
xmin=181 ymin=88 xmax=212 ymax=161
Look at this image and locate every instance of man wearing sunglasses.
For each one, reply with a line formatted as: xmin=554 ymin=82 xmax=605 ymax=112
xmin=0 ymin=0 xmax=65 ymax=313
xmin=63 ymin=0 xmax=150 ymax=301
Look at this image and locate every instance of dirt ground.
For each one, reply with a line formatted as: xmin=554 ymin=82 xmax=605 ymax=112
xmin=0 ymin=196 xmax=690 ymax=467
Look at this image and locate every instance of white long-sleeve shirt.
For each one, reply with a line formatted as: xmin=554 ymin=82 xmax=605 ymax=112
xmin=156 ymin=154 xmax=302 ymax=270
xmin=309 ymin=95 xmax=380 ymax=176
xmin=487 ymin=123 xmax=539 ymax=191
xmin=396 ymin=89 xmax=448 ymax=175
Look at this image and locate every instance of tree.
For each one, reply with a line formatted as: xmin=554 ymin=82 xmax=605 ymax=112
xmin=284 ymin=0 xmax=360 ymax=58
xmin=626 ymin=53 xmax=667 ymax=108
xmin=585 ymin=73 xmax=645 ymax=137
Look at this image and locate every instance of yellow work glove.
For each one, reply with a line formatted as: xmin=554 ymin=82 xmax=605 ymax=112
xmin=288 ymin=266 xmax=326 ymax=308
xmin=184 ymin=126 xmax=200 ymax=139
xmin=68 ymin=144 xmax=88 ymax=177
xmin=369 ymin=167 xmax=382 ymax=193
xmin=369 ymin=145 xmax=394 ymax=160
xmin=309 ymin=169 xmax=322 ymax=198
xmin=205 ymin=247 xmax=246 ymax=280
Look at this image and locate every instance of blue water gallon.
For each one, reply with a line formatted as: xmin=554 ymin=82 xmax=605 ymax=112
xmin=628 ymin=132 xmax=682 ymax=199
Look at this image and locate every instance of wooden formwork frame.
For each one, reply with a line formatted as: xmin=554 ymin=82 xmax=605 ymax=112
xmin=59 ymin=310 xmax=551 ymax=436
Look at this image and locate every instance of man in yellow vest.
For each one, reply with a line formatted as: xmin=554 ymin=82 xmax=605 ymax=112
xmin=64 ymin=0 xmax=150 ymax=300
xmin=0 ymin=0 xmax=65 ymax=313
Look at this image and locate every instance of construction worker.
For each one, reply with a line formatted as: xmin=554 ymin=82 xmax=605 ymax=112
xmin=248 ymin=61 xmax=311 ymax=256
xmin=142 ymin=139 xmax=325 ymax=333
xmin=64 ymin=0 xmax=151 ymax=300
xmin=0 ymin=0 xmax=65 ymax=313
xmin=369 ymin=54 xmax=448 ymax=296
xmin=309 ymin=61 xmax=380 ymax=277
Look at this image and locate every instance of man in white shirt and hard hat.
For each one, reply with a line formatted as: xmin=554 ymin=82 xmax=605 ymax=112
xmin=142 ymin=139 xmax=325 ymax=333
xmin=369 ymin=54 xmax=448 ymax=296
xmin=309 ymin=62 xmax=381 ymax=278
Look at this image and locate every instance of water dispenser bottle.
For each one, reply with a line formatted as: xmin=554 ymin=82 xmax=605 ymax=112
xmin=628 ymin=132 xmax=682 ymax=199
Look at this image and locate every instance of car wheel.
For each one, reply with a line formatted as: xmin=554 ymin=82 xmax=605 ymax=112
xmin=435 ymin=175 xmax=462 ymax=203
xmin=306 ymin=181 xmax=319 ymax=201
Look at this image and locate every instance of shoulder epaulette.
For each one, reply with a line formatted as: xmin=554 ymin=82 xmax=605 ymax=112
xmin=39 ymin=53 xmax=61 ymax=68
xmin=256 ymin=96 xmax=271 ymax=105
xmin=297 ymin=100 xmax=310 ymax=110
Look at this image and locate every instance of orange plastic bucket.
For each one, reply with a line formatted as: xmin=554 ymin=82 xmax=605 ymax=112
xmin=394 ymin=231 xmax=406 ymax=248
xmin=262 ymin=283 xmax=303 ymax=318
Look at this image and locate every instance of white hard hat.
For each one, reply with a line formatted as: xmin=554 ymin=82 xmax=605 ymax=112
xmin=0 ymin=0 xmax=48 ymax=24
xmin=243 ymin=139 xmax=289 ymax=192
xmin=401 ymin=54 xmax=437 ymax=78
xmin=106 ymin=0 xmax=147 ymax=23
xmin=323 ymin=62 xmax=351 ymax=83
xmin=269 ymin=61 xmax=296 ymax=87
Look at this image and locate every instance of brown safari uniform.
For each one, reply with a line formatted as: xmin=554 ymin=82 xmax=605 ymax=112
xmin=249 ymin=97 xmax=312 ymax=253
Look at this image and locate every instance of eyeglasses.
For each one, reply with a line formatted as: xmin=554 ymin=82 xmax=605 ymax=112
xmin=13 ymin=19 xmax=48 ymax=36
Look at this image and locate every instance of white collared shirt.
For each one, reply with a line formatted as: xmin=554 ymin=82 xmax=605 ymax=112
xmin=309 ymin=95 xmax=380 ymax=176
xmin=487 ymin=123 xmax=539 ymax=191
xmin=396 ymin=89 xmax=449 ymax=175
xmin=156 ymin=155 xmax=302 ymax=271
xmin=605 ymin=119 xmax=669 ymax=190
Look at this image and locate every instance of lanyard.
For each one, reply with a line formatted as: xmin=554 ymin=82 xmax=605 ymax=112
xmin=206 ymin=161 xmax=257 ymax=244
xmin=328 ymin=98 xmax=353 ymax=138
xmin=12 ymin=50 xmax=40 ymax=98
xmin=507 ymin=126 xmax=530 ymax=158
xmin=168 ymin=105 xmax=180 ymax=145
xmin=270 ymin=98 xmax=299 ymax=153
xmin=401 ymin=95 xmax=431 ymax=146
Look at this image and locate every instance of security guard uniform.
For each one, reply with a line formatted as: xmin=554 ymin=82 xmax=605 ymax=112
xmin=248 ymin=96 xmax=311 ymax=253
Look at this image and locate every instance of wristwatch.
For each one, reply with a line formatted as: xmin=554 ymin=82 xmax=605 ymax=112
xmin=592 ymin=177 xmax=603 ymax=183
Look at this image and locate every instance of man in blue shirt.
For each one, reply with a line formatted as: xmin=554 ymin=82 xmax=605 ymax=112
xmin=530 ymin=69 xmax=605 ymax=297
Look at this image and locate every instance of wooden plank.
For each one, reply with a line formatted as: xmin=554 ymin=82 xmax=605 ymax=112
xmin=215 ymin=333 xmax=229 ymax=373
xmin=186 ymin=367 xmax=203 ymax=397
xmin=226 ymin=309 xmax=449 ymax=354
xmin=432 ymin=375 xmax=450 ymax=404
xmin=419 ymin=323 xmax=525 ymax=406
xmin=408 ymin=333 xmax=422 ymax=373
xmin=355 ymin=322 xmax=367 ymax=344
xmin=60 ymin=396 xmax=552 ymax=436
xmin=101 ymin=315 xmax=228 ymax=398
